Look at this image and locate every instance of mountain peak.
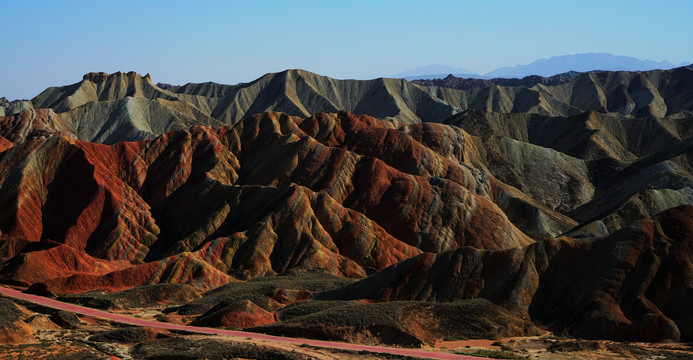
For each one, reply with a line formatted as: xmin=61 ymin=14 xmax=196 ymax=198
xmin=82 ymin=71 xmax=152 ymax=83
xmin=31 ymin=71 xmax=168 ymax=114
xmin=83 ymin=72 xmax=110 ymax=82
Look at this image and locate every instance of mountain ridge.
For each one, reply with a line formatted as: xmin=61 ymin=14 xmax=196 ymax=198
xmin=395 ymin=53 xmax=683 ymax=81
xmin=2 ymin=65 xmax=693 ymax=146
xmin=485 ymin=53 xmax=680 ymax=78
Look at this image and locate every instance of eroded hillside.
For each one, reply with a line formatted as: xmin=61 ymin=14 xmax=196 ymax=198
xmin=1 ymin=67 xmax=692 ymax=345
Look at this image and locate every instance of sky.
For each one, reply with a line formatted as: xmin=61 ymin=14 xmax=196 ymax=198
xmin=2 ymin=0 xmax=692 ymax=100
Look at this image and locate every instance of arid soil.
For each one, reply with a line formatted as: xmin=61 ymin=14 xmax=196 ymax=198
xmin=3 ymin=287 xmax=693 ymax=360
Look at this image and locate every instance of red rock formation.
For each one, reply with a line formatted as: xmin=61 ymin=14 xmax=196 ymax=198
xmin=0 ymin=136 xmax=159 ymax=262
xmin=2 ymin=242 xmax=129 ymax=285
xmin=235 ymin=111 xmax=532 ymax=251
xmin=192 ymin=300 xmax=276 ymax=329
xmin=42 ymin=252 xmax=231 ymax=293
xmin=319 ymin=205 xmax=693 ymax=342
xmin=0 ymin=136 xmax=12 ymax=152
xmin=0 ymin=298 xmax=36 ymax=344
xmin=0 ymin=109 xmax=72 ymax=143
xmin=0 ymin=111 xmax=532 ymax=293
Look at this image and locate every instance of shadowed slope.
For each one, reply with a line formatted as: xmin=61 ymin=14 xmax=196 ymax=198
xmin=2 ymin=109 xmax=690 ymax=295
xmin=440 ymin=109 xmax=693 ymax=236
xmin=444 ymin=110 xmax=689 ymax=161
xmin=318 ymin=205 xmax=693 ymax=342
xmin=0 ymin=111 xmax=533 ymax=293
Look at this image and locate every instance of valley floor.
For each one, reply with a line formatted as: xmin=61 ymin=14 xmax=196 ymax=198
xmin=2 ymin=286 xmax=692 ymax=360
xmin=0 ymin=285 xmax=477 ymax=360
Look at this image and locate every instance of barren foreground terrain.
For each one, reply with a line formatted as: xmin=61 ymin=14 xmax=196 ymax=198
xmin=2 ymin=286 xmax=692 ymax=359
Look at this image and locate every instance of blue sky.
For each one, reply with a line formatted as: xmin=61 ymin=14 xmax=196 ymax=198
xmin=2 ymin=0 xmax=692 ymax=99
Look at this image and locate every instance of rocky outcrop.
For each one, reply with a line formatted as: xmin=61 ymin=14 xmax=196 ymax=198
xmin=0 ymin=298 xmax=36 ymax=343
xmin=155 ymin=83 xmax=181 ymax=91
xmin=29 ymin=72 xmax=221 ymax=144
xmin=0 ymin=109 xmax=72 ymax=143
xmin=192 ymin=299 xmax=276 ymax=329
xmin=0 ymin=99 xmax=34 ymax=118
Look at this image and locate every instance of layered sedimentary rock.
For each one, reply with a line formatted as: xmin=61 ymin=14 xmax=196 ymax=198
xmin=0 ymin=111 xmax=532 ymax=293
xmin=319 ymin=205 xmax=693 ymax=341
xmin=0 ymin=298 xmax=37 ymax=344
xmin=9 ymin=66 xmax=691 ymax=144
xmin=1 ymin=66 xmax=693 ymax=344
xmin=0 ymin=109 xmax=72 ymax=144
xmin=446 ymin=109 xmax=693 ymax=236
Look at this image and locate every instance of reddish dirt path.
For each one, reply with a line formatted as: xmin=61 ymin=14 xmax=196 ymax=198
xmin=0 ymin=286 xmax=483 ymax=360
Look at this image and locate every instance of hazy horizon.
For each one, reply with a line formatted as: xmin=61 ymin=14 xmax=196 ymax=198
xmin=2 ymin=0 xmax=692 ymax=100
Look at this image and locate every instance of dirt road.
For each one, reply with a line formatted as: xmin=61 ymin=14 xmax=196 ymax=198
xmin=0 ymin=286 xmax=483 ymax=360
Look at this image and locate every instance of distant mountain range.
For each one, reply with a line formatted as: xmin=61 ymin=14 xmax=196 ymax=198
xmin=397 ymin=53 xmax=687 ymax=80
xmin=485 ymin=53 xmax=682 ymax=78
xmin=392 ymin=64 xmax=478 ymax=80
